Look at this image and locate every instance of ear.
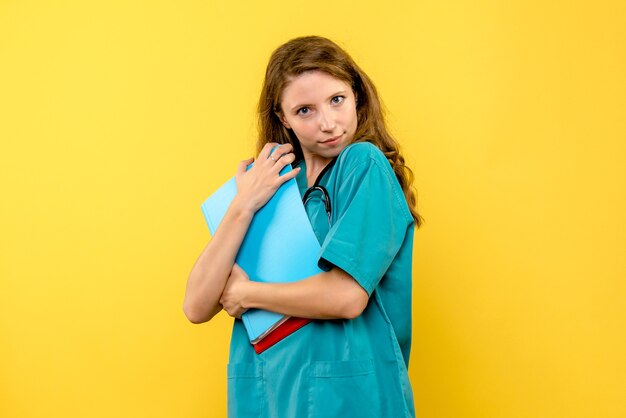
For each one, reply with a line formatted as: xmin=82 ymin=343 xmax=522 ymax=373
xmin=276 ymin=112 xmax=291 ymax=129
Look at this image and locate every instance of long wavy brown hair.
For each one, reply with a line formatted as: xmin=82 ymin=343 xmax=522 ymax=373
xmin=256 ymin=36 xmax=422 ymax=226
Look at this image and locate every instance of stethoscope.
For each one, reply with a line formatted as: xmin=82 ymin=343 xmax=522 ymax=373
xmin=296 ymin=158 xmax=337 ymax=226
xmin=302 ymin=185 xmax=332 ymax=226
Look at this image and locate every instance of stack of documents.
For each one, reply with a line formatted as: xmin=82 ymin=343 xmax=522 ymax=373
xmin=201 ymin=164 xmax=322 ymax=349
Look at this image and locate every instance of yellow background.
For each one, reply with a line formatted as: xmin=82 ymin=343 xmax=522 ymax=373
xmin=1 ymin=1 xmax=624 ymax=417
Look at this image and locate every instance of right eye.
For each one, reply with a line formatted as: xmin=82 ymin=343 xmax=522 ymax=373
xmin=297 ymin=107 xmax=310 ymax=116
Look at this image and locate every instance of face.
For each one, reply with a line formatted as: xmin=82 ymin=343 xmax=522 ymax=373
xmin=278 ymin=71 xmax=358 ymax=164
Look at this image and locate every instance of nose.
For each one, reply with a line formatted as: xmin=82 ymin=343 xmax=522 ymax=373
xmin=318 ymin=108 xmax=336 ymax=132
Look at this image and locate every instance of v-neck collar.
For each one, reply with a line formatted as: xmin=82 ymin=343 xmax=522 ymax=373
xmin=293 ymin=158 xmax=338 ymax=195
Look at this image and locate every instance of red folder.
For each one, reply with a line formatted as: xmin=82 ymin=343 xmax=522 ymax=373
xmin=253 ymin=317 xmax=312 ymax=354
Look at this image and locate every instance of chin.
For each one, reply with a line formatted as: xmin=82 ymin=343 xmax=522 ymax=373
xmin=326 ymin=144 xmax=347 ymax=158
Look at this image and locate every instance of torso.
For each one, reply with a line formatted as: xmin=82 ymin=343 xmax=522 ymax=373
xmin=226 ymin=142 xmax=416 ymax=418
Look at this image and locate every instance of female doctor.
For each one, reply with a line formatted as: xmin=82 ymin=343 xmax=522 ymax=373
xmin=183 ymin=35 xmax=422 ymax=418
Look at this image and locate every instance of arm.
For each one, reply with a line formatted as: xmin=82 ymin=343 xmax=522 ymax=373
xmin=183 ymin=143 xmax=299 ymax=324
xmin=182 ymin=200 xmax=254 ymax=323
xmin=220 ymin=265 xmax=369 ymax=320
xmin=219 ymin=145 xmax=410 ymax=321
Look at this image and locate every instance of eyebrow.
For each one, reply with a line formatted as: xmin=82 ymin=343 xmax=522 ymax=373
xmin=289 ymin=90 xmax=347 ymax=112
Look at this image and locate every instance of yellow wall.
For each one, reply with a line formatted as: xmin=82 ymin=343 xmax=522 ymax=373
xmin=1 ymin=1 xmax=624 ymax=417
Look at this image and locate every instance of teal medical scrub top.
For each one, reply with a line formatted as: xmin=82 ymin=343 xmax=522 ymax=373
xmin=227 ymin=142 xmax=416 ymax=418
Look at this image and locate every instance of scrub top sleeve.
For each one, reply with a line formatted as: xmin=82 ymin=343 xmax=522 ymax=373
xmin=318 ymin=157 xmax=412 ymax=296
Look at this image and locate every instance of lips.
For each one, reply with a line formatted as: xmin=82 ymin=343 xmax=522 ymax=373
xmin=321 ymin=134 xmax=342 ymax=144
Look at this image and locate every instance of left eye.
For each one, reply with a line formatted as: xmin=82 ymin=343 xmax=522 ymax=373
xmin=331 ymin=96 xmax=344 ymax=104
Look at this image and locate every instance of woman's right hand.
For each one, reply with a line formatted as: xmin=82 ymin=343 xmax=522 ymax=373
xmin=232 ymin=142 xmax=300 ymax=213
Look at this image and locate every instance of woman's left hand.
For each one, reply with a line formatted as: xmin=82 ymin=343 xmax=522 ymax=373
xmin=219 ymin=264 xmax=251 ymax=318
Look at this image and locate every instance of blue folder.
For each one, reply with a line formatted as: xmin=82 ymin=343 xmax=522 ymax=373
xmin=201 ymin=164 xmax=323 ymax=343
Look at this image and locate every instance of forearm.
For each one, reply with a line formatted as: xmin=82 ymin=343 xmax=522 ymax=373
xmin=185 ymin=143 xmax=301 ymax=323
xmin=183 ymin=197 xmax=254 ymax=323
xmin=241 ymin=269 xmax=369 ymax=320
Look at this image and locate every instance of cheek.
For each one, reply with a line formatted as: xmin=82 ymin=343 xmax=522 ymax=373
xmin=292 ymin=122 xmax=316 ymax=139
xmin=347 ymin=108 xmax=358 ymax=131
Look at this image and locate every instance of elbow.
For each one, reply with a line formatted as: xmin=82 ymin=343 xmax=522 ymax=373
xmin=183 ymin=304 xmax=204 ymax=324
xmin=184 ymin=311 xmax=205 ymax=324
xmin=183 ymin=301 xmax=214 ymax=324
xmin=339 ymin=288 xmax=369 ymax=320
xmin=327 ymin=268 xmax=369 ymax=319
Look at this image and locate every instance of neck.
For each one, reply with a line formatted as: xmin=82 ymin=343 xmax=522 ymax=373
xmin=303 ymin=153 xmax=333 ymax=188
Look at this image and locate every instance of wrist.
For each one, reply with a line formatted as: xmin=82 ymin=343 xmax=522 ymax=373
xmin=229 ymin=196 xmax=256 ymax=221
xmin=241 ymin=280 xmax=268 ymax=309
xmin=241 ymin=281 xmax=260 ymax=310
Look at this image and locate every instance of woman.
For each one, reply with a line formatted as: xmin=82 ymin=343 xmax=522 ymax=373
xmin=184 ymin=35 xmax=422 ymax=418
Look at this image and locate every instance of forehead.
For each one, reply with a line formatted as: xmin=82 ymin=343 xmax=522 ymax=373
xmin=281 ymin=71 xmax=352 ymax=104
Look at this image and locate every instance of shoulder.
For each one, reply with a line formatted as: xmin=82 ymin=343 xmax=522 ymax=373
xmin=333 ymin=141 xmax=413 ymax=224
xmin=335 ymin=141 xmax=391 ymax=174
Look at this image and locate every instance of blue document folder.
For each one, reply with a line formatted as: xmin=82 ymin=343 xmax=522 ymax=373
xmin=201 ymin=164 xmax=323 ymax=343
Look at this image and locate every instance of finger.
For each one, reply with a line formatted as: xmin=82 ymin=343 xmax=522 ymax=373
xmin=232 ymin=263 xmax=243 ymax=274
xmin=269 ymin=143 xmax=294 ymax=161
xmin=258 ymin=142 xmax=279 ymax=160
xmin=277 ymin=166 xmax=301 ymax=184
xmin=272 ymin=152 xmax=296 ymax=172
xmin=237 ymin=158 xmax=254 ymax=175
xmin=267 ymin=153 xmax=279 ymax=165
